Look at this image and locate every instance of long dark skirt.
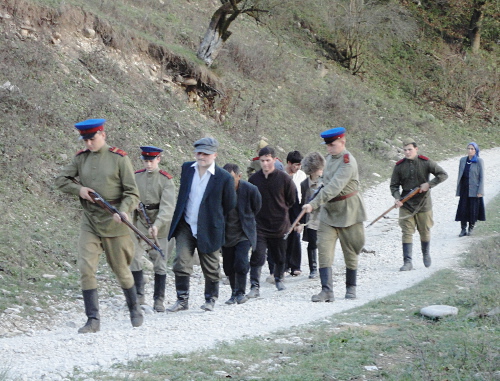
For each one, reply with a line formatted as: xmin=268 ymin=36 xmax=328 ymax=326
xmin=455 ymin=181 xmax=486 ymax=224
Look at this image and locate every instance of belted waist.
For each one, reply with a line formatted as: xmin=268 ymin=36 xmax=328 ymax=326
xmin=108 ymin=198 xmax=122 ymax=205
xmin=329 ymin=190 xmax=358 ymax=202
xmin=143 ymin=203 xmax=160 ymax=210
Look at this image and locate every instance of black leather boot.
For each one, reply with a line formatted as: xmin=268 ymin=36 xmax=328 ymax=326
xmin=468 ymin=224 xmax=475 ymax=236
xmin=132 ymin=270 xmax=146 ymax=305
xmin=201 ymin=279 xmax=219 ymax=311
xmin=459 ymin=222 xmax=467 ymax=237
xmin=166 ymin=275 xmax=189 ymax=312
xmin=421 ymin=241 xmax=431 ymax=268
xmin=274 ymin=263 xmax=286 ymax=291
xmin=345 ymin=268 xmax=357 ymax=299
xmin=308 ymin=248 xmax=318 ymax=279
xmin=234 ymin=272 xmax=249 ymax=304
xmin=123 ymin=286 xmax=144 ymax=328
xmin=400 ymin=243 xmax=413 ymax=271
xmin=78 ymin=289 xmax=100 ymax=334
xmin=247 ymin=266 xmax=262 ymax=298
xmin=153 ymin=273 xmax=166 ymax=312
xmin=311 ymin=267 xmax=334 ymax=302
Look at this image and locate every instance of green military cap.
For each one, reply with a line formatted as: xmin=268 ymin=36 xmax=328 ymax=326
xmin=402 ymin=137 xmax=417 ymax=146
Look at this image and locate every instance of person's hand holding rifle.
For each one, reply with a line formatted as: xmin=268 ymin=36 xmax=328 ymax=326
xmin=366 ymin=187 xmax=421 ymax=228
xmin=138 ymin=202 xmax=163 ymax=254
xmin=66 ymin=176 xmax=165 ymax=258
xmin=284 ymin=185 xmax=324 ymax=240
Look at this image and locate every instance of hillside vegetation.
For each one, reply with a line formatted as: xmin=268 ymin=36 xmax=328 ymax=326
xmin=0 ymin=0 xmax=498 ymax=307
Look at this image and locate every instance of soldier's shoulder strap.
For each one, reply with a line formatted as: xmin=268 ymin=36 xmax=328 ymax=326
xmin=343 ymin=153 xmax=350 ymax=163
xmin=135 ymin=168 xmax=147 ymax=174
xmin=159 ymin=169 xmax=173 ymax=179
xmin=418 ymin=155 xmax=429 ymax=161
xmin=395 ymin=158 xmax=405 ymax=165
xmin=75 ymin=149 xmax=90 ymax=156
xmin=109 ymin=147 xmax=127 ymax=156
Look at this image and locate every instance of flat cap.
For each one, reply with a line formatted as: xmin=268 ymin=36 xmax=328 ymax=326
xmin=193 ymin=137 xmax=219 ymax=154
xmin=320 ymin=127 xmax=346 ymax=144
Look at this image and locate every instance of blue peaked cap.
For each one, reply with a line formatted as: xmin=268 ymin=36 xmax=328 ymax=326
xmin=74 ymin=118 xmax=106 ymax=140
xmin=320 ymin=127 xmax=346 ymax=144
xmin=140 ymin=145 xmax=163 ymax=160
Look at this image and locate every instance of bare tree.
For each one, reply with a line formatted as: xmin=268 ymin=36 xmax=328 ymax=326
xmin=468 ymin=0 xmax=487 ymax=54
xmin=197 ymin=0 xmax=269 ymax=66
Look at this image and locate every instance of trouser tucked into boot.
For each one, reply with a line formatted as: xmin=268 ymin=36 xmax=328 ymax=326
xmin=311 ymin=267 xmax=334 ymax=302
xmin=78 ymin=289 xmax=100 ymax=334
xmin=345 ymin=268 xmax=357 ymax=299
xmin=201 ymin=279 xmax=219 ymax=311
xmin=225 ymin=274 xmax=237 ymax=304
xmin=153 ymin=273 xmax=166 ymax=312
xmin=400 ymin=243 xmax=413 ymax=271
xmin=308 ymin=248 xmax=318 ymax=279
xmin=247 ymin=266 xmax=262 ymax=298
xmin=234 ymin=272 xmax=249 ymax=304
xmin=421 ymin=241 xmax=431 ymax=268
xmin=274 ymin=263 xmax=286 ymax=291
xmin=132 ymin=270 xmax=146 ymax=305
xmin=166 ymin=275 xmax=189 ymax=312
xmin=123 ymin=286 xmax=144 ymax=328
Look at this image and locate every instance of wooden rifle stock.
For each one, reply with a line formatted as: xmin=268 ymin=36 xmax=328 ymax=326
xmin=65 ymin=176 xmax=164 ymax=258
xmin=283 ymin=184 xmax=324 ymax=240
xmin=366 ymin=187 xmax=421 ymax=228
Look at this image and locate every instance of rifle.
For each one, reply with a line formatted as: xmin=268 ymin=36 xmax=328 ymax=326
xmin=366 ymin=187 xmax=421 ymax=228
xmin=283 ymin=184 xmax=324 ymax=240
xmin=65 ymin=176 xmax=165 ymax=258
xmin=138 ymin=201 xmax=163 ymax=254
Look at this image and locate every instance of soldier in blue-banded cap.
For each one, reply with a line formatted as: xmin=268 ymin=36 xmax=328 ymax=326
xmin=55 ymin=118 xmax=144 ymax=333
xmin=302 ymin=127 xmax=367 ymax=302
xmin=130 ymin=145 xmax=176 ymax=312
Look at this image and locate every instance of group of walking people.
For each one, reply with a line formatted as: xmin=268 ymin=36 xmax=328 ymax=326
xmin=55 ymin=118 xmax=486 ymax=333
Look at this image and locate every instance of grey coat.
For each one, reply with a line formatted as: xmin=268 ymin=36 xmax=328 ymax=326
xmin=456 ymin=157 xmax=484 ymax=197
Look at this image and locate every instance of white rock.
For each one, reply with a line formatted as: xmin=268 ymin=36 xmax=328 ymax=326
xmin=420 ymin=305 xmax=458 ymax=318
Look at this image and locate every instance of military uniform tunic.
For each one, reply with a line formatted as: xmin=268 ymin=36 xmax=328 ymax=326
xmin=390 ymin=155 xmax=448 ymax=243
xmin=308 ymin=149 xmax=367 ymax=269
xmin=55 ymin=144 xmax=139 ymax=290
xmin=130 ymin=168 xmax=176 ymax=274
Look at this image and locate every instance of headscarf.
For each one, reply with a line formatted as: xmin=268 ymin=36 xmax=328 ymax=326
xmin=467 ymin=142 xmax=480 ymax=163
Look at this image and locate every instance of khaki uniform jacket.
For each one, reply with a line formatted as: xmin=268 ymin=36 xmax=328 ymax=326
xmin=390 ymin=155 xmax=448 ymax=213
xmin=133 ymin=168 xmax=175 ymax=239
xmin=309 ymin=149 xmax=367 ymax=227
xmin=55 ymin=144 xmax=139 ymax=237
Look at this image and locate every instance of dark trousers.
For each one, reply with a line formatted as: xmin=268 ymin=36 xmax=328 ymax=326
xmin=222 ymin=240 xmax=251 ymax=278
xmin=251 ymin=234 xmax=287 ymax=275
xmin=285 ymin=230 xmax=302 ymax=272
xmin=304 ymin=228 xmax=318 ymax=250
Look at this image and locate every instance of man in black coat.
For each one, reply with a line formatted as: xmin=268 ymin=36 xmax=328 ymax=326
xmin=166 ymin=137 xmax=237 ymax=312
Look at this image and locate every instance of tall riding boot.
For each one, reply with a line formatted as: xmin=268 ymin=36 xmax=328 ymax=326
xmin=459 ymin=222 xmax=467 ymax=237
xmin=123 ymin=286 xmax=144 ymax=328
xmin=311 ymin=267 xmax=334 ymax=302
xmin=132 ymin=270 xmax=146 ymax=305
xmin=399 ymin=243 xmax=413 ymax=271
xmin=166 ymin=275 xmax=190 ymax=312
xmin=201 ymin=279 xmax=219 ymax=311
xmin=153 ymin=273 xmax=166 ymax=312
xmin=274 ymin=263 xmax=286 ymax=291
xmin=234 ymin=272 xmax=249 ymax=304
xmin=421 ymin=241 xmax=431 ymax=268
xmin=308 ymin=248 xmax=318 ymax=279
xmin=468 ymin=224 xmax=475 ymax=236
xmin=78 ymin=289 xmax=100 ymax=334
xmin=345 ymin=268 xmax=357 ymax=299
xmin=247 ymin=266 xmax=262 ymax=298
xmin=225 ymin=274 xmax=236 ymax=305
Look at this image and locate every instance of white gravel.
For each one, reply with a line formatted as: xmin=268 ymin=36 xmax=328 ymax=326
xmin=1 ymin=148 xmax=500 ymax=380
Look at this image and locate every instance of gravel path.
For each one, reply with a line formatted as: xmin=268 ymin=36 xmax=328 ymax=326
xmin=2 ymin=148 xmax=500 ymax=380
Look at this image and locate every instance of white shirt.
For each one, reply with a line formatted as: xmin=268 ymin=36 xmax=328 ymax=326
xmin=185 ymin=161 xmax=216 ymax=238
xmin=291 ymin=169 xmax=307 ymax=201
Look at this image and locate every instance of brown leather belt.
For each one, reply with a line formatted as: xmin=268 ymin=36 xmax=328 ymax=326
xmin=330 ymin=190 xmax=358 ymax=202
xmin=108 ymin=198 xmax=122 ymax=205
xmin=143 ymin=203 xmax=160 ymax=210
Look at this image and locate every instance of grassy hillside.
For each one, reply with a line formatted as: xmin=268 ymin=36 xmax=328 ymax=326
xmin=0 ymin=0 xmax=498 ymax=305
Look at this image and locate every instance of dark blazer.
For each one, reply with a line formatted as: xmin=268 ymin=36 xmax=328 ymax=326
xmin=234 ymin=180 xmax=262 ymax=250
xmin=168 ymin=161 xmax=237 ymax=253
xmin=456 ymin=157 xmax=484 ymax=197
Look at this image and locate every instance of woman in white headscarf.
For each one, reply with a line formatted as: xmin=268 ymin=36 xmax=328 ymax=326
xmin=455 ymin=142 xmax=485 ymax=237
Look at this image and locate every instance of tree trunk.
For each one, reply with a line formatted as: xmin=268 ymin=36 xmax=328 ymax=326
xmin=197 ymin=2 xmax=237 ymax=66
xmin=468 ymin=1 xmax=486 ymax=54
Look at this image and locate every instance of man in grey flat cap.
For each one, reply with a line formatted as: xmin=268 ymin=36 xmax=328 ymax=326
xmin=166 ymin=137 xmax=237 ymax=312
